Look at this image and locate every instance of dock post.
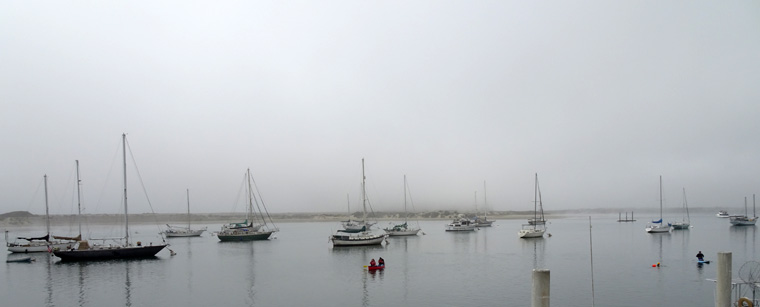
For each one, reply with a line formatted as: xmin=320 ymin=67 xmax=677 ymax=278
xmin=532 ymin=269 xmax=550 ymax=307
xmin=716 ymin=252 xmax=731 ymax=307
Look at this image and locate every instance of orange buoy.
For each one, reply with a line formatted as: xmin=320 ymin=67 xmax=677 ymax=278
xmin=652 ymin=264 xmax=656 ymax=267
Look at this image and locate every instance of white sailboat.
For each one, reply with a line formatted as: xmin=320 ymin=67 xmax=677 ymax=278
xmin=340 ymin=194 xmax=376 ymax=233
xmin=729 ymin=195 xmax=757 ymax=226
xmin=646 ymin=176 xmax=672 ymax=233
xmin=669 ymin=188 xmax=690 ymax=230
xmin=384 ymin=175 xmax=421 ymax=236
xmin=472 ymin=181 xmax=494 ymax=227
xmin=7 ymin=174 xmax=76 ymax=253
xmin=164 ymin=189 xmax=206 ymax=237
xmin=54 ymin=134 xmax=167 ymax=261
xmin=217 ymin=169 xmax=279 ymax=241
xmin=527 ymin=178 xmax=546 ymax=226
xmin=519 ymin=173 xmax=546 ymax=238
xmin=331 ymin=159 xmax=388 ymax=246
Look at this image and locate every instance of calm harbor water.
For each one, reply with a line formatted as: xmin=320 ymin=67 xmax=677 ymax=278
xmin=2 ymin=214 xmax=758 ymax=306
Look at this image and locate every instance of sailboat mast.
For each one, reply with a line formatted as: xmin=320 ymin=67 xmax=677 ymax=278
xmin=186 ymin=189 xmax=191 ymax=229
xmin=745 ymin=197 xmax=748 ymax=216
xmin=403 ymin=174 xmax=407 ymax=223
xmin=361 ymin=159 xmax=367 ymax=222
xmin=76 ymin=160 xmax=82 ymax=237
xmin=683 ymin=188 xmax=690 ymax=222
xmin=658 ymin=176 xmax=662 ymax=222
xmin=44 ymin=174 xmax=50 ymax=239
xmin=754 ymin=194 xmax=756 ymax=218
xmin=484 ymin=181 xmax=487 ymax=220
xmin=247 ymin=169 xmax=253 ymax=223
xmin=534 ymin=174 xmax=538 ymax=221
xmin=123 ymin=133 xmax=129 ymax=246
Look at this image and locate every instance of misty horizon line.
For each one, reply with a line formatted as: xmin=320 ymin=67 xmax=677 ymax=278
xmin=1 ymin=206 xmax=746 ymax=217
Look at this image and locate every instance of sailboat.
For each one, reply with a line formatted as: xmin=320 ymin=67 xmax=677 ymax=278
xmin=217 ymin=169 xmax=279 ymax=241
xmin=669 ymin=188 xmax=691 ymax=230
xmin=331 ymin=159 xmax=388 ymax=246
xmin=164 ymin=189 xmax=206 ymax=237
xmin=384 ymin=175 xmax=421 ymax=236
xmin=527 ymin=178 xmax=546 ymax=226
xmin=645 ymin=176 xmax=672 ymax=233
xmin=7 ymin=174 xmax=76 ymax=253
xmin=519 ymin=173 xmax=546 ymax=238
xmin=729 ymin=195 xmax=757 ymax=226
xmin=54 ymin=134 xmax=167 ymax=261
xmin=472 ymin=181 xmax=494 ymax=227
xmin=340 ymin=194 xmax=376 ymax=233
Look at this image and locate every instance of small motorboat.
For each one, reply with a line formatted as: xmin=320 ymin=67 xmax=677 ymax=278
xmin=6 ymin=256 xmax=33 ymax=263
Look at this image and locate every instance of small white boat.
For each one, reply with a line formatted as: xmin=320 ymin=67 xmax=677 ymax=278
xmin=331 ymin=159 xmax=387 ymax=246
xmin=519 ymin=174 xmax=546 ymax=238
xmin=445 ymin=218 xmax=477 ymax=231
xmin=716 ymin=211 xmax=730 ymax=218
xmin=164 ymin=226 xmax=206 ymax=237
xmin=471 ymin=181 xmax=494 ymax=227
xmin=646 ymin=176 xmax=672 ymax=234
xmin=729 ymin=195 xmax=757 ymax=226
xmin=164 ymin=189 xmax=206 ymax=238
xmin=518 ymin=224 xmax=545 ymax=238
xmin=384 ymin=175 xmax=421 ymax=236
xmin=7 ymin=175 xmax=77 ymax=253
xmin=6 ymin=256 xmax=33 ymax=263
xmin=669 ymin=188 xmax=691 ymax=230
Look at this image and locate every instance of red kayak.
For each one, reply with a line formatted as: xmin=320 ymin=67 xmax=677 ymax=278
xmin=367 ymin=265 xmax=385 ymax=271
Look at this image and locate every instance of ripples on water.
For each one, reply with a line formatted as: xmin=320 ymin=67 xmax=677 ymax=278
xmin=2 ymin=215 xmax=757 ymax=306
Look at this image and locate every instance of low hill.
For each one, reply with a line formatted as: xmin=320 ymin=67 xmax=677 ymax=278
xmin=0 ymin=211 xmax=34 ymax=219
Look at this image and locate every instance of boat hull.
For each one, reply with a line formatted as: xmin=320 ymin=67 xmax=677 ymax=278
xmin=217 ymin=231 xmax=273 ymax=241
xmin=527 ymin=219 xmax=545 ymax=225
xmin=384 ymin=229 xmax=420 ymax=236
xmin=445 ymin=227 xmax=476 ymax=231
xmin=645 ymin=225 xmax=672 ymax=233
xmin=730 ymin=219 xmax=757 ymax=226
xmin=331 ymin=233 xmax=387 ymax=246
xmin=518 ymin=229 xmax=545 ymax=238
xmin=8 ymin=242 xmax=74 ymax=253
xmin=53 ymin=245 xmax=167 ymax=261
xmin=670 ymin=222 xmax=690 ymax=230
xmin=367 ymin=265 xmax=385 ymax=271
xmin=6 ymin=256 xmax=33 ymax=263
xmin=165 ymin=229 xmax=206 ymax=237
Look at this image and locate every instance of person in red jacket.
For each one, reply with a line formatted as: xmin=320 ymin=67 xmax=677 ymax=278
xmin=370 ymin=258 xmax=376 ymax=267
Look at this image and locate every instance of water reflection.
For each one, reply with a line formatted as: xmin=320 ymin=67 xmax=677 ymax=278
xmin=521 ymin=238 xmax=545 ymax=269
xmin=730 ymin=225 xmax=757 ymax=259
xmin=648 ymin=234 xmax=671 ymax=264
xmin=246 ymin=242 xmax=256 ymax=306
xmin=46 ymin=255 xmax=53 ymax=307
xmin=124 ymin=262 xmax=132 ymax=307
xmin=78 ymin=262 xmax=86 ymax=307
xmin=330 ymin=244 xmax=386 ymax=255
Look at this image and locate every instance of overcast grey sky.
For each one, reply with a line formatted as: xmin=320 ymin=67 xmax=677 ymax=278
xmin=2 ymin=1 xmax=759 ymax=216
